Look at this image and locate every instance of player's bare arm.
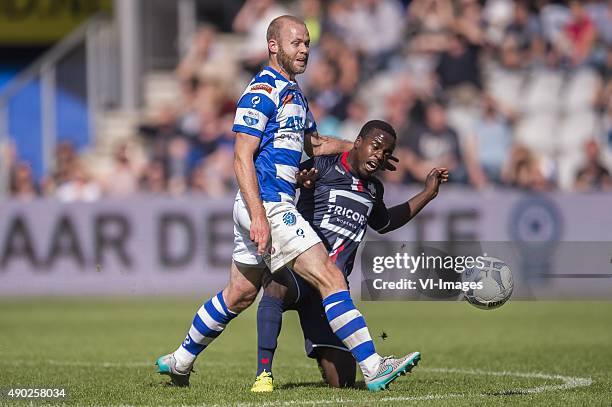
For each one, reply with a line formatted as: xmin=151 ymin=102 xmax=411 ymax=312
xmin=378 ymin=167 xmax=449 ymax=234
xmin=234 ymin=132 xmax=269 ymax=254
xmin=303 ymin=131 xmax=352 ymax=157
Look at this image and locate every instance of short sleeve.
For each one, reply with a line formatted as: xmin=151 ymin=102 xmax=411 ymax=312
xmin=232 ymin=82 xmax=277 ymax=138
xmin=304 ymin=104 xmax=317 ymax=134
xmin=367 ymin=181 xmax=391 ymax=232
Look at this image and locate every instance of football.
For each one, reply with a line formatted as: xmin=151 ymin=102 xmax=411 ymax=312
xmin=462 ymin=256 xmax=514 ymax=310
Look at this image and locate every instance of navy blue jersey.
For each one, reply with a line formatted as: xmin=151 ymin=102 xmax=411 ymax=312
xmin=297 ymin=152 xmax=390 ymax=277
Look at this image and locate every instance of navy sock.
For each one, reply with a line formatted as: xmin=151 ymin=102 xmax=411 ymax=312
xmin=256 ymin=295 xmax=284 ymax=376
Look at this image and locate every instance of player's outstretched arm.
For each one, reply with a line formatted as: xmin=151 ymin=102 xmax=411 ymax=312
xmin=379 ymin=167 xmax=449 ymax=233
xmin=234 ymin=132 xmax=269 ymax=254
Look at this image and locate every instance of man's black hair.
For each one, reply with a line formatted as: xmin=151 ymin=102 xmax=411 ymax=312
xmin=357 ymin=120 xmax=397 ymax=141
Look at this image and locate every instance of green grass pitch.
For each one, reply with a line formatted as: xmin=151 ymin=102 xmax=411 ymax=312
xmin=0 ymin=298 xmax=611 ymax=406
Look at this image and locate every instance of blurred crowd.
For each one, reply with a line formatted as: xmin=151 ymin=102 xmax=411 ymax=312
xmin=5 ymin=0 xmax=612 ymax=201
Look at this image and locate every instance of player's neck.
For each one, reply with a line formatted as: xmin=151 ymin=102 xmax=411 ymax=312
xmin=269 ymin=60 xmax=295 ymax=81
xmin=345 ymin=150 xmax=361 ymax=178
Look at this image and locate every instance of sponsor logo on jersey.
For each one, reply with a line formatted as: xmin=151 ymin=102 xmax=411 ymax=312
xmin=243 ymin=109 xmax=260 ymax=126
xmin=335 ymin=165 xmax=346 ymax=175
xmin=250 ymin=83 xmax=273 ymax=94
xmin=251 ymin=95 xmax=261 ymax=106
xmin=243 ymin=115 xmax=259 ymax=126
xmin=320 ymin=190 xmax=373 ymax=242
xmin=283 ymin=212 xmax=297 ymax=226
xmin=276 ymin=132 xmax=302 ymax=142
xmin=326 ymin=204 xmax=368 ymax=226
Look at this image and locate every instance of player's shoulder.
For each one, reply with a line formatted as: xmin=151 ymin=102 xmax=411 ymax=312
xmin=245 ymin=68 xmax=291 ymax=101
xmin=314 ymin=154 xmax=343 ymax=175
xmin=300 ymin=154 xmax=341 ymax=178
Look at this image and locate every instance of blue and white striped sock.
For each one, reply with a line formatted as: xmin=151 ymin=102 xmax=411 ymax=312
xmin=322 ymin=290 xmax=381 ymax=378
xmin=173 ymin=291 xmax=237 ymax=370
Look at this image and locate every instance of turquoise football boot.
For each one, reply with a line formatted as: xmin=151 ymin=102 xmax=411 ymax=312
xmin=365 ymin=351 xmax=421 ymax=391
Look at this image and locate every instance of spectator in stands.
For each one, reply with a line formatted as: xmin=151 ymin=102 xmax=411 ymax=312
xmin=176 ymin=25 xmax=221 ymax=84
xmin=465 ymin=94 xmax=514 ymax=185
xmin=232 ymin=0 xmax=289 ymax=73
xmin=574 ymin=139 xmax=612 ymax=191
xmin=304 ymin=32 xmax=359 ymax=95
xmin=177 ymin=77 xmax=202 ymax=137
xmin=9 ymin=161 xmax=38 ymax=201
xmin=307 ymin=58 xmax=351 ymax=120
xmin=190 ymin=148 xmax=235 ymax=197
xmin=103 ymin=143 xmax=145 ymax=198
xmin=308 ymin=101 xmax=342 ymax=136
xmin=434 ymin=33 xmax=482 ymax=92
xmin=139 ymin=106 xmax=182 ymax=163
xmin=498 ymin=35 xmax=525 ymax=70
xmin=454 ymin=0 xmax=485 ymax=45
xmin=502 ymin=145 xmax=552 ymax=191
xmin=187 ymin=110 xmax=227 ymax=172
xmin=166 ymin=136 xmax=190 ymax=196
xmin=408 ymin=0 xmax=455 ymax=38
xmin=562 ymin=0 xmax=597 ymax=66
xmin=53 ymin=141 xmax=78 ymax=187
xmin=342 ymin=0 xmax=405 ymax=74
xmin=55 ymin=161 xmax=101 ymax=202
xmin=140 ymin=160 xmax=167 ymax=194
xmin=296 ymin=0 xmax=323 ymax=46
xmin=402 ymin=99 xmax=471 ymax=184
xmin=505 ymin=0 xmax=543 ymax=51
xmin=585 ymin=0 xmax=612 ymax=46
xmin=504 ymin=0 xmax=545 ymax=65
xmin=338 ymin=100 xmax=369 ymax=141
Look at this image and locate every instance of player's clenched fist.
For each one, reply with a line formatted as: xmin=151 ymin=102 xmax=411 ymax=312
xmin=296 ymin=168 xmax=318 ymax=189
xmin=424 ymin=167 xmax=449 ymax=198
xmin=250 ymin=214 xmax=270 ymax=255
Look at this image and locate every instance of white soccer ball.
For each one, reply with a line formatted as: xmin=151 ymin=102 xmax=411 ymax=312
xmin=462 ymin=256 xmax=513 ymax=310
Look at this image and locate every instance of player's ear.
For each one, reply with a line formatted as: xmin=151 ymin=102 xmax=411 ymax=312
xmin=354 ymin=135 xmax=362 ymax=148
xmin=268 ymin=39 xmax=278 ymax=54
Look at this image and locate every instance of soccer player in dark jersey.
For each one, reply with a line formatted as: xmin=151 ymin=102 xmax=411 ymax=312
xmin=251 ymin=120 xmax=448 ymax=391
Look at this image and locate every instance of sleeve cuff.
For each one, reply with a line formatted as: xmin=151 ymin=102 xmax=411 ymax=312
xmin=233 ymin=125 xmax=263 ymax=138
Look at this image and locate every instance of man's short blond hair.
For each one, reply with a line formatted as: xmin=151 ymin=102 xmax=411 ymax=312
xmin=266 ymin=15 xmax=306 ymax=42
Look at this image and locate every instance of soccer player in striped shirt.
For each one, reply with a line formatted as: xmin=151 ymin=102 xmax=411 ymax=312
xmin=156 ymin=15 xmax=420 ymax=391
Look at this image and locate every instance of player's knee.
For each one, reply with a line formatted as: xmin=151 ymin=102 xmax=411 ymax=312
xmin=263 ymin=279 xmax=289 ymax=301
xmin=225 ymin=281 xmax=259 ymax=313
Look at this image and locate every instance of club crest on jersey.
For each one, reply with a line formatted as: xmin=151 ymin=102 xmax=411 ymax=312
xmin=367 ymin=183 xmax=377 ymax=198
xmin=283 ymin=212 xmax=297 ymax=226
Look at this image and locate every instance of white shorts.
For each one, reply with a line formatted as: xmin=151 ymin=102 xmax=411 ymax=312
xmin=232 ymin=191 xmax=321 ymax=272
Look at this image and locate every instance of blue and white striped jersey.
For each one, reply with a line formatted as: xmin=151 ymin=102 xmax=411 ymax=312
xmin=232 ymin=66 xmax=317 ymax=202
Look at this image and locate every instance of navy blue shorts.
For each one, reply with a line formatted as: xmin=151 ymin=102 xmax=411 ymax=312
xmin=284 ymin=270 xmax=349 ymax=359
